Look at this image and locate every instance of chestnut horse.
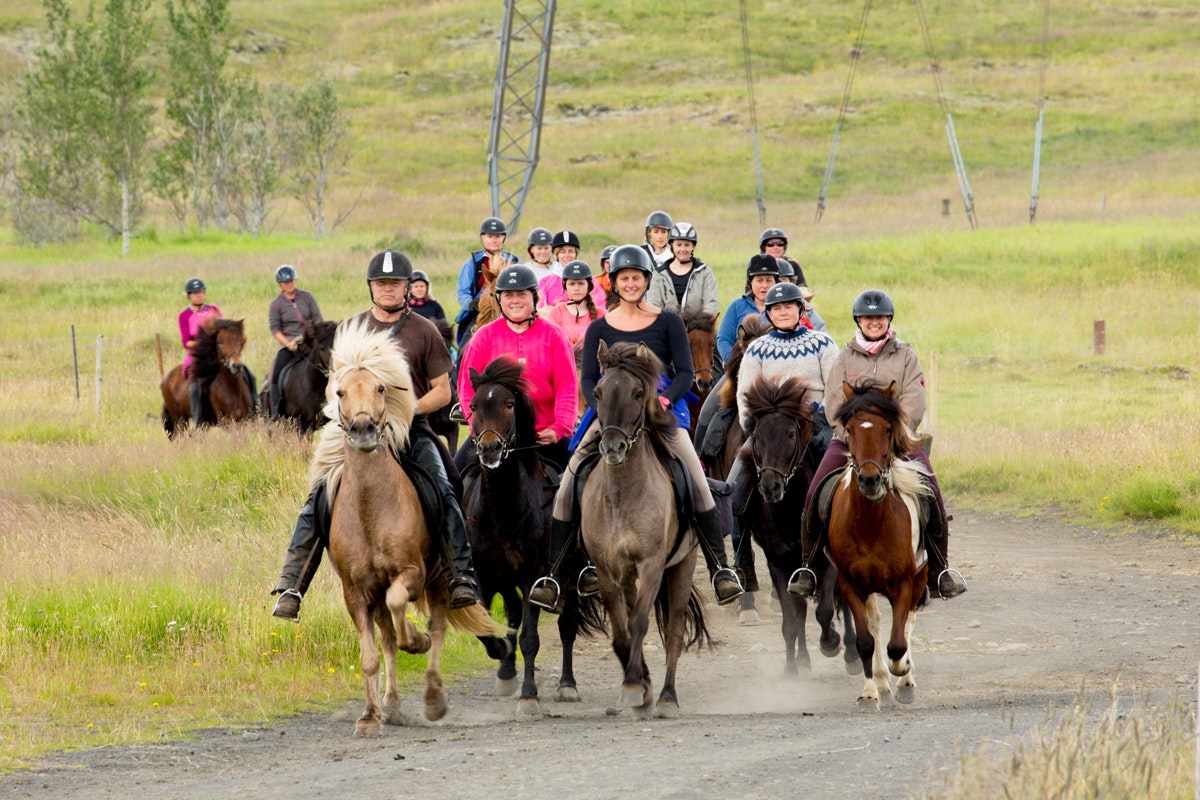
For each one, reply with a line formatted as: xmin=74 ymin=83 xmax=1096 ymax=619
xmin=161 ymin=317 xmax=255 ymax=438
xmin=827 ymin=381 xmax=932 ymax=711
xmin=581 ymin=341 xmax=710 ymax=719
xmin=737 ymin=377 xmax=859 ymax=678
xmin=462 ymin=357 xmax=604 ymax=714
xmin=309 ymin=320 xmax=505 ymax=737
xmin=682 ymin=310 xmax=718 ymax=439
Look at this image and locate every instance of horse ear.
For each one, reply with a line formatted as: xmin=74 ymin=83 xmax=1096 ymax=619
xmin=883 ymin=380 xmax=898 ymax=398
xmin=842 ymin=381 xmax=854 ymax=401
xmin=468 ymin=367 xmax=482 ymax=388
xmin=597 ymin=340 xmax=609 ymax=363
xmin=711 ymin=312 xmax=719 ymax=324
xmin=636 ymin=342 xmax=651 ymax=361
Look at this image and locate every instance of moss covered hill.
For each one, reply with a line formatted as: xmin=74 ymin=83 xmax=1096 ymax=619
xmin=0 ymin=0 xmax=1197 ymax=252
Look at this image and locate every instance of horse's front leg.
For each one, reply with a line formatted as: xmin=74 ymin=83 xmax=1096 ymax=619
xmin=814 ymin=561 xmax=842 ymax=658
xmin=886 ymin=583 xmax=915 ymax=679
xmin=493 ymin=588 xmax=521 ymax=696
xmin=344 ymin=594 xmax=383 ymax=738
xmin=621 ymin=559 xmax=664 ymax=716
xmin=386 ymin=573 xmax=429 ymax=655
xmin=516 ymin=593 xmax=542 ymax=715
xmin=555 ymin=595 xmax=581 ymax=703
xmin=773 ymin=569 xmax=808 ymax=680
xmin=840 ymin=583 xmax=880 ymax=712
xmin=867 ymin=595 xmax=892 ymax=705
xmin=372 ymin=604 xmax=403 ymax=726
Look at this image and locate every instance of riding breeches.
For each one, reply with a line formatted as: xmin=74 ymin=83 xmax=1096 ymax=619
xmin=552 ymin=419 xmax=715 ymax=522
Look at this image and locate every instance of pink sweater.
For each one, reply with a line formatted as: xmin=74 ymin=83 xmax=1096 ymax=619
xmin=178 ymin=304 xmax=221 ymax=377
xmin=541 ymin=301 xmax=605 ymax=351
xmin=537 ymin=273 xmax=608 ymax=310
xmin=456 ymin=317 xmax=579 ymax=441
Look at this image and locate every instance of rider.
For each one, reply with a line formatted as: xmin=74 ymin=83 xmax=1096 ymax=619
xmin=271 ymin=250 xmax=483 ymax=620
xmin=455 ymin=217 xmax=520 ymax=345
xmin=641 ymin=210 xmax=674 ymax=268
xmin=454 ymin=264 xmax=578 ymax=472
xmin=540 ymin=260 xmax=606 ymax=363
xmin=179 ymin=277 xmax=220 ymax=427
xmin=267 ymin=265 xmax=323 ymax=421
xmin=527 ymin=245 xmax=744 ymax=612
xmin=645 ymin=222 xmax=720 ymax=317
xmin=407 ymin=270 xmax=448 ymax=324
xmin=759 ymin=228 xmax=808 ymax=286
xmin=790 ymin=289 xmax=968 ymax=601
xmin=774 ymin=257 xmax=826 ymax=331
xmin=597 ymin=245 xmax=618 ymax=308
xmin=524 ymin=227 xmax=556 ymax=284
xmin=726 ymin=282 xmax=840 ymax=588
xmin=716 ymin=254 xmax=780 ymax=362
xmin=538 ymin=230 xmax=592 ymax=307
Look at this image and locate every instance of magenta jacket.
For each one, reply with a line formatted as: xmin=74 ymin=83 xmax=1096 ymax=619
xmin=178 ymin=304 xmax=221 ymax=377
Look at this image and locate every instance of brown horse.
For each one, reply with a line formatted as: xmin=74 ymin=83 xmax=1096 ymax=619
xmin=827 ymin=380 xmax=932 ymax=711
xmin=161 ymin=317 xmax=255 ymax=438
xmin=309 ymin=320 xmax=505 ymax=737
xmin=581 ymin=341 xmax=710 ymax=719
xmin=683 ymin=310 xmax=718 ymax=438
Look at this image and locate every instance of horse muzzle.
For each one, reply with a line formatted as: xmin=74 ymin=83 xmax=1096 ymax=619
xmin=476 ymin=441 xmax=504 ymax=470
xmin=344 ymin=417 xmax=383 ymax=453
xmin=855 ymin=472 xmax=888 ymax=502
xmin=599 ymin=440 xmax=628 ymax=467
xmin=757 ymin=477 xmax=786 ymax=505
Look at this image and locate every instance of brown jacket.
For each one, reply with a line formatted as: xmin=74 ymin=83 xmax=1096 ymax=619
xmin=824 ymin=335 xmax=926 ymax=437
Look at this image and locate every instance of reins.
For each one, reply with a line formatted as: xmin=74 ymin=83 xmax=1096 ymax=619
xmin=753 ymin=416 xmax=808 ymax=490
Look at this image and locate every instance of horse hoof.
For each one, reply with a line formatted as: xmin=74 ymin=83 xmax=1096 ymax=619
xmin=495 ymin=676 xmax=519 ymax=697
xmin=819 ymin=638 xmax=842 ymax=658
xmin=856 ymin=697 xmax=880 ymax=713
xmin=654 ymin=700 xmax=680 ymax=719
xmin=845 ymin=658 xmax=863 ymax=676
xmin=424 ymin=696 xmax=448 ymax=722
xmin=737 ymin=608 xmax=760 ymax=625
xmin=516 ymin=698 xmax=542 ymax=716
xmin=354 ymin=718 xmax=382 ymax=738
xmin=381 ymin=699 xmax=404 ymax=725
xmin=896 ymin=684 xmax=916 ymax=705
xmin=555 ymin=685 xmax=580 ymax=703
xmin=619 ymin=686 xmax=648 ymax=709
xmin=412 ymin=632 xmax=432 ymax=655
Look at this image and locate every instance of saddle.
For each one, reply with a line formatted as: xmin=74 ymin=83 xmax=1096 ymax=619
xmin=812 ymin=463 xmax=934 ymax=552
xmin=572 ymin=450 xmax=693 ymax=533
xmin=388 ymin=447 xmax=445 ymax=555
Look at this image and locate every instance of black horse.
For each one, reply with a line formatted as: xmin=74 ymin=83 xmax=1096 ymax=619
xmin=461 ymin=357 xmax=603 ymax=713
xmin=737 ymin=376 xmax=859 ymax=678
xmin=271 ymin=319 xmax=338 ymax=435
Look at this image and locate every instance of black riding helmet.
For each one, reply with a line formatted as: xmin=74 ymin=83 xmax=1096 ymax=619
xmin=608 ymin=244 xmax=654 ymax=276
xmin=852 ymin=289 xmax=895 ymax=319
xmin=561 ymin=260 xmax=595 ymax=293
xmin=527 ymin=227 xmax=553 ymax=246
xmin=274 ymin=265 xmax=297 ymax=283
xmin=551 ymin=230 xmax=581 ymax=251
xmin=773 ymin=257 xmax=795 ymax=279
xmin=599 ymin=245 xmax=617 ymax=266
xmin=759 ymin=227 xmax=787 ymax=250
xmin=185 ymin=277 xmax=206 ymax=294
xmin=763 ymin=282 xmax=805 ymax=308
xmin=368 ymin=250 xmax=413 ymax=281
xmin=410 ymin=269 xmax=431 ymax=287
xmin=480 ymin=216 xmax=507 ymax=236
xmin=746 ymin=253 xmax=781 ymax=278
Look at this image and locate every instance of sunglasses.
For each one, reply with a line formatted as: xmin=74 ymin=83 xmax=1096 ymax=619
xmin=764 ymin=240 xmax=786 ymax=247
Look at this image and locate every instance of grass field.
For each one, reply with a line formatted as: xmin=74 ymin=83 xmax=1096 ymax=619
xmin=0 ymin=0 xmax=1197 ymax=787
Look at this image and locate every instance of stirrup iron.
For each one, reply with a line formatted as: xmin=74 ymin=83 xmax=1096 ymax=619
xmin=787 ymin=567 xmax=817 ymax=597
xmin=528 ymin=576 xmax=561 ymax=611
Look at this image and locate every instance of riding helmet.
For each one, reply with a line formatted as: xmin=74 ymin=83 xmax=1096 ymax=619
xmin=599 ymin=245 xmax=618 ymax=265
xmin=527 ymin=227 xmax=553 ymax=247
xmin=551 ymin=230 xmax=581 ymax=251
xmin=852 ymin=289 xmax=895 ymax=318
xmin=479 ymin=216 xmax=507 ymax=236
xmin=759 ymin=228 xmax=788 ymax=250
xmin=494 ymin=264 xmax=539 ymax=293
xmin=274 ymin=264 xmax=297 ymax=283
xmin=561 ymin=260 xmax=594 ymax=281
xmin=773 ymin=257 xmax=795 ymax=278
xmin=410 ymin=269 xmax=431 ymax=287
xmin=644 ymin=210 xmax=673 ymax=232
xmin=745 ymin=253 xmax=781 ymax=278
xmin=184 ymin=277 xmax=206 ymax=294
xmin=367 ymin=250 xmax=414 ymax=281
xmin=763 ymin=282 xmax=805 ymax=308
xmin=668 ymin=222 xmax=698 ymax=244
xmin=608 ymin=244 xmax=654 ymax=276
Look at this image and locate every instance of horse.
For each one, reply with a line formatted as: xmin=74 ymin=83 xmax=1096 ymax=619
xmin=268 ymin=319 xmax=338 ymax=435
xmin=461 ymin=357 xmax=604 ymax=714
xmin=309 ymin=320 xmax=506 ymax=737
xmin=827 ymin=380 xmax=932 ymax=711
xmin=737 ymin=376 xmax=859 ymax=678
xmin=161 ymin=317 xmax=255 ymax=438
xmin=581 ymin=341 xmax=711 ymax=719
xmin=682 ymin=310 xmax=719 ymax=439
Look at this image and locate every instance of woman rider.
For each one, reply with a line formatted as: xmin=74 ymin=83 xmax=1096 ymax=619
xmin=541 ymin=260 xmax=606 ymax=365
xmin=524 ymin=227 xmax=556 ymax=285
xmin=528 ymin=245 xmax=744 ymax=611
xmin=455 ymin=265 xmax=578 ymax=473
xmin=726 ymin=282 xmax=839 ymax=588
xmin=641 ymin=210 xmax=674 ymax=268
xmin=790 ymin=289 xmax=967 ymax=601
xmin=267 ymin=265 xmax=323 ymax=421
xmin=644 ymin=222 xmax=720 ymax=317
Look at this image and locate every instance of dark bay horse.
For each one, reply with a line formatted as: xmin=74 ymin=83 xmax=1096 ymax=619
xmin=310 ymin=320 xmax=505 ymax=736
xmin=828 ymin=381 xmax=932 ymax=710
xmin=462 ymin=357 xmax=604 ymax=714
xmin=683 ymin=310 xmax=718 ymax=439
xmin=271 ymin=319 xmax=338 ymax=435
xmin=581 ymin=341 xmax=711 ymax=719
xmin=161 ymin=317 xmax=255 ymax=438
xmin=737 ymin=377 xmax=858 ymax=678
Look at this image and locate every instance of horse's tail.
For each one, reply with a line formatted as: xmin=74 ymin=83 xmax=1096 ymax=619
xmin=654 ymin=585 xmax=713 ymax=652
xmin=446 ymin=603 xmax=509 ymax=638
xmin=572 ymin=593 xmax=608 ymax=638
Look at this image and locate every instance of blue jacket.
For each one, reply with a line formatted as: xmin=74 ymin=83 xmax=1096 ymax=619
xmin=717 ymin=296 xmax=764 ymax=361
xmin=455 ymin=249 xmax=519 ymax=324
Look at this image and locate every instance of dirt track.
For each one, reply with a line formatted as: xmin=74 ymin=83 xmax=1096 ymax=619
xmin=3 ymin=511 xmax=1198 ymax=800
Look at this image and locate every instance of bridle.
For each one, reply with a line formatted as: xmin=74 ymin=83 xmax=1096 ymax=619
xmin=471 ymin=418 xmax=519 ymax=467
xmin=844 ymin=411 xmax=896 ymax=491
xmin=598 ymin=392 xmax=648 ymax=455
xmin=754 ymin=416 xmax=807 ymax=490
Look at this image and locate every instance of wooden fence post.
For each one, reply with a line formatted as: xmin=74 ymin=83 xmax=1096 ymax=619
xmin=1093 ymin=319 xmax=1105 ymax=355
xmin=95 ymin=334 xmax=103 ymax=409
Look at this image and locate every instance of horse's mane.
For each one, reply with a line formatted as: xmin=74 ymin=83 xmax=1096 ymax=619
xmin=598 ymin=341 xmax=677 ymax=440
xmin=470 ymin=356 xmax=538 ymax=446
xmin=681 ymin=309 xmax=716 ymax=335
xmin=718 ymin=315 xmax=769 ymax=409
xmin=309 ymin=319 xmax=417 ymax=493
xmin=834 ymin=382 xmax=921 ymax=463
xmin=741 ymin=377 xmax=816 ymax=425
xmin=191 ymin=318 xmax=244 ymax=379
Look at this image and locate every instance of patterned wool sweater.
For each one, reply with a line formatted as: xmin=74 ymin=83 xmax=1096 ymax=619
xmin=736 ymin=327 xmax=840 ymax=430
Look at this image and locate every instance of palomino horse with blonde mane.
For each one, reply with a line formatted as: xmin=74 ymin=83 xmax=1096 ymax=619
xmin=310 ymin=320 xmax=504 ymax=737
xmin=827 ymin=380 xmax=932 ymax=711
xmin=581 ymin=341 xmax=711 ymax=719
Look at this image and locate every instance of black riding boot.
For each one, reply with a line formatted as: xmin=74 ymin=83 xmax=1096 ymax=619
xmin=528 ymin=519 xmax=597 ymax=613
xmin=923 ymin=508 xmax=966 ymax=599
xmin=411 ymin=433 xmax=480 ymax=609
xmin=271 ymin=484 xmax=330 ymax=620
xmin=189 ymin=378 xmax=204 ymax=427
xmin=788 ymin=509 xmax=825 ymax=599
xmin=694 ymin=507 xmax=744 ymax=605
xmin=268 ymin=380 xmax=282 ymax=421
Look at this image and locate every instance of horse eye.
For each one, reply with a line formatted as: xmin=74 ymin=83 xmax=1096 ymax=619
xmin=335 ymin=389 xmax=345 ymax=398
xmin=505 ymin=400 xmax=515 ymax=410
xmin=377 ymin=385 xmax=386 ymax=395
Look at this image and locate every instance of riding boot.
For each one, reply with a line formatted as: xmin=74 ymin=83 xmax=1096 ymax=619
xmin=728 ymin=456 xmax=754 ymax=517
xmin=694 ymin=507 xmax=744 ymax=605
xmin=529 ymin=519 xmax=597 ymax=613
xmin=788 ymin=509 xmax=825 ymax=599
xmin=189 ymin=378 xmax=204 ymax=428
xmin=731 ymin=518 xmax=759 ymax=593
xmin=268 ymin=379 xmax=282 ymax=421
xmin=923 ymin=507 xmax=966 ymax=599
xmin=443 ymin=497 xmax=482 ymax=609
xmin=271 ymin=484 xmax=330 ymax=621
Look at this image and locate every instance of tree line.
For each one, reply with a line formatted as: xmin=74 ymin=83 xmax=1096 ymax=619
xmin=0 ymin=0 xmax=355 ymax=254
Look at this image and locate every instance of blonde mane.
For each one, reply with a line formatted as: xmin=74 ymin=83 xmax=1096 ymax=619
xmin=838 ymin=456 xmax=933 ymax=503
xmin=308 ymin=318 xmax=418 ymax=495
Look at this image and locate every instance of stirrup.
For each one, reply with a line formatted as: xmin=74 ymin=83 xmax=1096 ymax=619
xmin=576 ymin=565 xmax=599 ymax=597
xmin=935 ymin=567 xmax=967 ymax=598
xmin=272 ymin=588 xmax=303 ymax=620
xmin=528 ymin=576 xmax=561 ymax=611
xmin=711 ymin=567 xmax=744 ymax=605
xmin=786 ymin=567 xmax=817 ymax=598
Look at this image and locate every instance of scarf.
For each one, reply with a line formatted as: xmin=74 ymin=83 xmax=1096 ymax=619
xmin=855 ymin=327 xmax=894 ymax=355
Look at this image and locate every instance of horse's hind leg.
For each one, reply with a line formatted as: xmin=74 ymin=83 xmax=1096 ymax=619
xmin=495 ymin=590 xmax=521 ymax=697
xmin=422 ymin=599 xmax=449 ymax=721
xmin=815 ymin=563 xmax=842 ymax=658
xmin=894 ymin=606 xmax=918 ymax=705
